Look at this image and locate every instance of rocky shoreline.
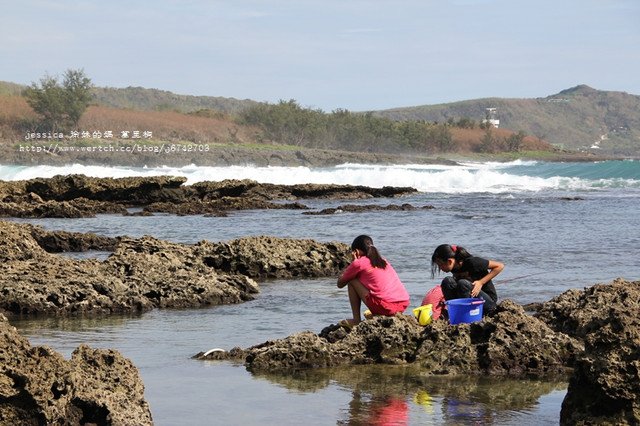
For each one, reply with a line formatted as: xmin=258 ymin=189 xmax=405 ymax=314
xmin=0 ymin=221 xmax=351 ymax=317
xmin=195 ymin=278 xmax=640 ymax=425
xmin=0 ymin=314 xmax=153 ymax=425
xmin=0 ymin=218 xmax=352 ymax=423
xmin=0 ymin=174 xmax=419 ymax=218
xmin=0 ymin=173 xmax=637 ymax=424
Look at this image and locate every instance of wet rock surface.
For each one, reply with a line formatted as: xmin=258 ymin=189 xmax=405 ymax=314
xmin=29 ymin=225 xmax=119 ymax=253
xmin=194 ymin=236 xmax=350 ymax=280
xmin=0 ymin=220 xmax=349 ymax=317
xmin=21 ymin=174 xmax=188 ymax=203
xmin=0 ymin=314 xmax=153 ymax=425
xmin=196 ymin=300 xmax=582 ymax=377
xmin=302 ymin=203 xmax=435 ymax=215
xmin=0 ymin=175 xmax=418 ymax=217
xmin=144 ymin=199 xmax=309 ymax=215
xmin=0 ymin=197 xmax=128 ymax=218
xmin=537 ymin=278 xmax=640 ymax=425
xmin=190 ymin=180 xmax=418 ymax=201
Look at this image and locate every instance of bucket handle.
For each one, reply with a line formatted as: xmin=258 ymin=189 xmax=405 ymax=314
xmin=444 ymin=299 xmax=485 ymax=305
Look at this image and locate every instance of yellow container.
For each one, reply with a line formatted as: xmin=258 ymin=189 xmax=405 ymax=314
xmin=412 ymin=304 xmax=433 ymax=326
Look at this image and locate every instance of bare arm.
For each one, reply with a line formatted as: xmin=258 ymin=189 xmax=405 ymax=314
xmin=479 ymin=260 xmax=504 ymax=286
xmin=471 ymin=260 xmax=504 ymax=297
xmin=337 ymin=273 xmax=348 ymax=288
xmin=337 ymin=251 xmax=358 ymax=288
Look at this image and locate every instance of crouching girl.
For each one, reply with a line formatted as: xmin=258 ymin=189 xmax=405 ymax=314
xmin=337 ymin=235 xmax=409 ymax=328
xmin=430 ymin=244 xmax=504 ymax=315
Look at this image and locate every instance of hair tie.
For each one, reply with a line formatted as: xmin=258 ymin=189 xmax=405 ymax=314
xmin=451 ymin=244 xmax=457 ymax=252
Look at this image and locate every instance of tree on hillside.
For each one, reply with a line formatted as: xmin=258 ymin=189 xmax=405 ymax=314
xmin=239 ymin=99 xmax=326 ymax=146
xmin=23 ymin=69 xmax=93 ymax=131
xmin=432 ymin=125 xmax=453 ymax=152
xmin=505 ymin=130 xmax=526 ymax=152
xmin=478 ymin=128 xmax=500 ymax=153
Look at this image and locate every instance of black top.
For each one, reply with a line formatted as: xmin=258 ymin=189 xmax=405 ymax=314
xmin=453 ymin=256 xmax=497 ymax=302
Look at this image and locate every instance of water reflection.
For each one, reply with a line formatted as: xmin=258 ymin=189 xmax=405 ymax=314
xmin=252 ymin=365 xmax=567 ymax=425
xmin=11 ymin=313 xmax=144 ymax=356
xmin=12 ymin=313 xmax=142 ymax=332
xmin=342 ymin=391 xmax=409 ymax=426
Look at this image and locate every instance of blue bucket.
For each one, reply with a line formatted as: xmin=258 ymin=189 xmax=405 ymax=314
xmin=445 ymin=298 xmax=485 ymax=324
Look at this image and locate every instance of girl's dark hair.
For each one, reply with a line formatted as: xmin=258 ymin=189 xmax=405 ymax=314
xmin=351 ymin=235 xmax=387 ymax=269
xmin=430 ymin=244 xmax=472 ymax=278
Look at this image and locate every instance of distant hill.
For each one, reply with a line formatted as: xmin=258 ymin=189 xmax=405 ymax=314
xmin=373 ymin=85 xmax=640 ymax=156
xmin=91 ymin=86 xmax=258 ymax=114
xmin=0 ymin=81 xmax=24 ymax=96
xmin=2 ymin=80 xmax=638 ymax=156
xmin=0 ymin=81 xmax=257 ymax=115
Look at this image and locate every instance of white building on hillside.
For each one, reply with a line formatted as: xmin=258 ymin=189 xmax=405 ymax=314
xmin=482 ymin=108 xmax=500 ymax=128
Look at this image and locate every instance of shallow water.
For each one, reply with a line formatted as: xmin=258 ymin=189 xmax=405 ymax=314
xmin=8 ymin=160 xmax=640 ymax=424
xmin=14 ymin=287 xmax=568 ymax=426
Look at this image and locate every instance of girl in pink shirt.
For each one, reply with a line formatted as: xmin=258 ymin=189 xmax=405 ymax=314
xmin=337 ymin=235 xmax=409 ymax=327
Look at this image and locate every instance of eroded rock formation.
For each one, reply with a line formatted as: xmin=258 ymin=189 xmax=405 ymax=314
xmin=0 ymin=314 xmax=153 ymax=425
xmin=196 ymin=300 xmax=582 ymax=377
xmin=0 ymin=221 xmax=349 ymax=317
xmin=0 ymin=175 xmax=418 ymax=218
xmin=537 ymin=278 xmax=640 ymax=425
xmin=302 ymin=203 xmax=435 ymax=215
xmin=195 ymin=279 xmax=640 ymax=425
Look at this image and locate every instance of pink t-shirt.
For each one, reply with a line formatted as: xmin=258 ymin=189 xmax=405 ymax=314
xmin=340 ymin=256 xmax=409 ymax=303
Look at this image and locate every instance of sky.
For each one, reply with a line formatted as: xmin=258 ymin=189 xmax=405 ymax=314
xmin=2 ymin=0 xmax=639 ymax=112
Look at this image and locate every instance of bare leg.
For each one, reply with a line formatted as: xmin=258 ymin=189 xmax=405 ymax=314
xmin=347 ymin=279 xmax=370 ymax=325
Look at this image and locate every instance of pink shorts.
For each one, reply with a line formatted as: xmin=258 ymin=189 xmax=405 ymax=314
xmin=365 ymin=294 xmax=409 ymax=316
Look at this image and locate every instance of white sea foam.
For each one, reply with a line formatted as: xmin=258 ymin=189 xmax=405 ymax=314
xmin=0 ymin=161 xmax=637 ymax=194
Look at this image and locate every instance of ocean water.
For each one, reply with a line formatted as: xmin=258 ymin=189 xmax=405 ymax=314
xmin=5 ymin=159 xmax=640 ymax=425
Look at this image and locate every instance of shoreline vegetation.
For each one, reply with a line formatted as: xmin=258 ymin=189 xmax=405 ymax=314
xmin=3 ymin=79 xmax=640 ymax=158
xmin=0 ymin=80 xmax=625 ymax=168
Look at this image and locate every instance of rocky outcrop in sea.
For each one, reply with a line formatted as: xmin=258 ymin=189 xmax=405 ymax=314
xmin=195 ymin=300 xmax=581 ymax=376
xmin=536 ymin=278 xmax=640 ymax=425
xmin=302 ymin=203 xmax=435 ymax=215
xmin=0 ymin=175 xmax=419 ymax=218
xmin=0 ymin=220 xmax=350 ymax=317
xmin=0 ymin=314 xmax=153 ymax=425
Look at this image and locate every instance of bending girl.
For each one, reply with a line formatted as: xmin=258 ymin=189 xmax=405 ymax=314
xmin=337 ymin=235 xmax=409 ymax=327
xmin=430 ymin=244 xmax=504 ymax=314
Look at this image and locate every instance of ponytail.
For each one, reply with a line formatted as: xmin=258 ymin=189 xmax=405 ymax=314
xmin=430 ymin=243 xmax=472 ymax=277
xmin=351 ymin=235 xmax=387 ymax=269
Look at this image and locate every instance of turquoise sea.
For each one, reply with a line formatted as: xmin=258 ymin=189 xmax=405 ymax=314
xmin=4 ymin=159 xmax=640 ymax=425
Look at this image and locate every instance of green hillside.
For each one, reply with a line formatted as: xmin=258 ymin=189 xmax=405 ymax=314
xmin=91 ymin=86 xmax=257 ymax=114
xmin=373 ymin=85 xmax=640 ymax=156
xmin=3 ymin=80 xmax=638 ymax=156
